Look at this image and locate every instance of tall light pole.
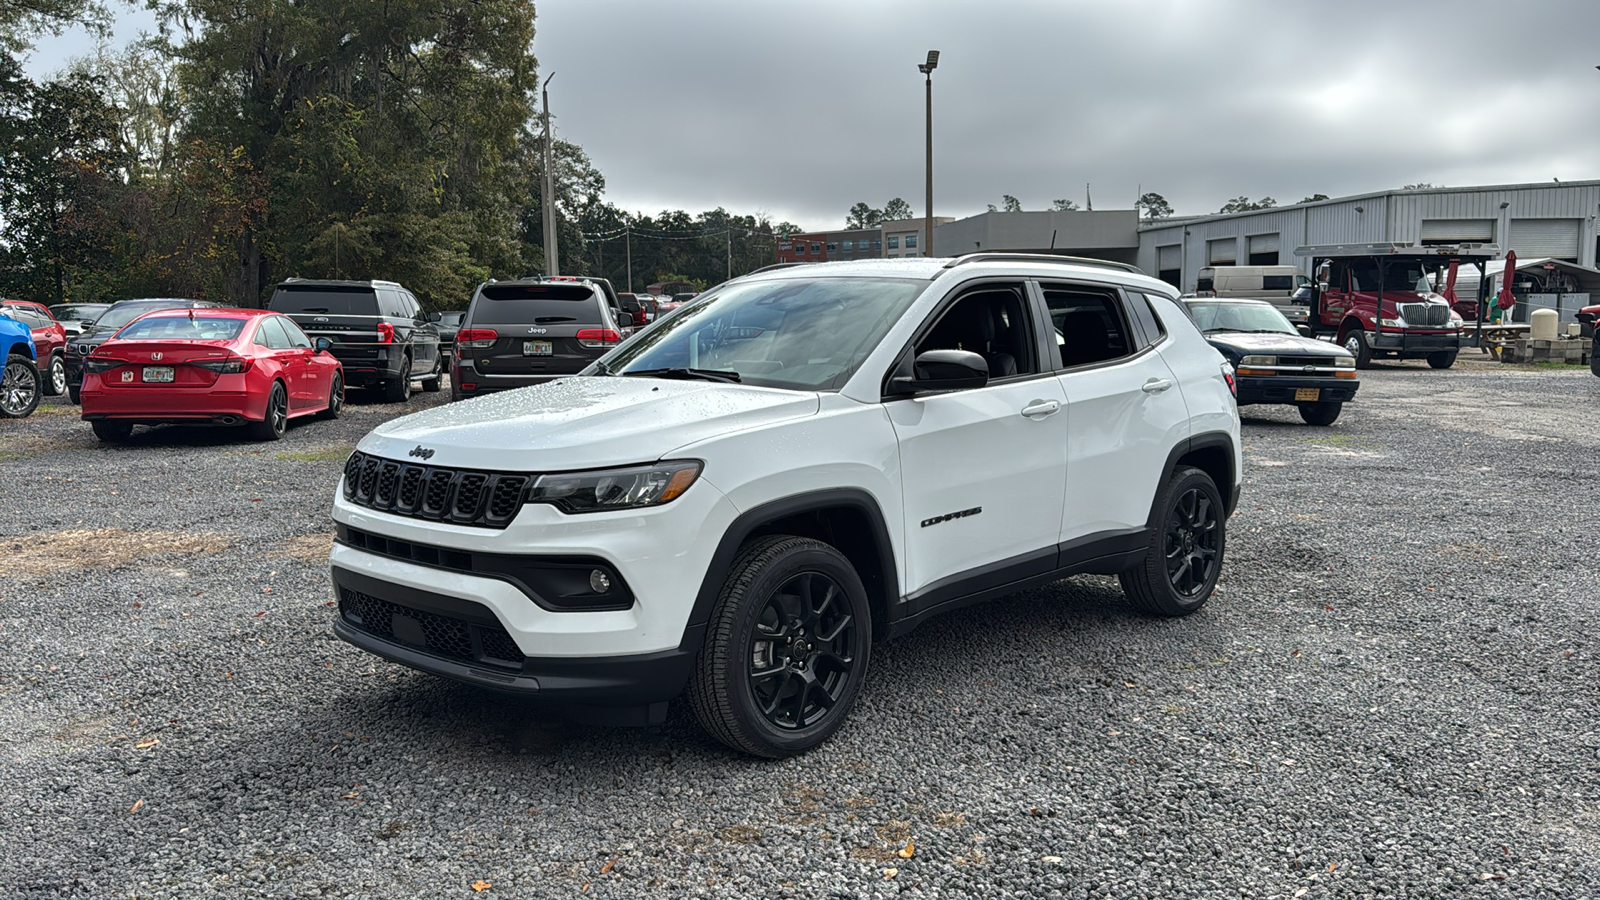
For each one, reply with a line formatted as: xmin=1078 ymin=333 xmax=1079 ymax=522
xmin=541 ymin=73 xmax=559 ymax=275
xmin=919 ymin=50 xmax=940 ymax=258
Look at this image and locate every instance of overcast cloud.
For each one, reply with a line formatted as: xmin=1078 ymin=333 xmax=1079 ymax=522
xmin=26 ymin=0 xmax=1600 ymax=230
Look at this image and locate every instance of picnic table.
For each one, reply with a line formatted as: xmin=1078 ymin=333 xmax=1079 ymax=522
xmin=1466 ymin=322 xmax=1531 ymax=359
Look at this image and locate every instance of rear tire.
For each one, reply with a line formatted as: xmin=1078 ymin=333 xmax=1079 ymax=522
xmin=1342 ymin=329 xmax=1373 ymax=369
xmin=1 ymin=355 xmax=42 ymax=418
xmin=317 ymin=373 xmax=344 ymax=420
xmin=90 ymin=420 xmax=132 ymax=442
xmin=1298 ymin=401 xmax=1342 ymax=426
xmin=249 ymin=382 xmax=289 ymax=442
xmin=43 ymin=354 xmax=66 ymax=396
xmin=1427 ymin=351 xmax=1457 ymax=369
xmin=421 ymin=356 xmax=442 ymax=393
xmin=68 ymin=383 xmax=81 ymax=404
xmin=1119 ymin=466 xmax=1226 ymax=617
xmin=688 ymin=536 xmax=872 ymax=758
xmin=381 ymin=358 xmax=413 ymax=403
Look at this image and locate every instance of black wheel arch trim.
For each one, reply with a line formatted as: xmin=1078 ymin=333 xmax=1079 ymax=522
xmin=1158 ymin=431 xmax=1239 ymax=519
xmin=681 ymin=488 xmax=900 ymax=651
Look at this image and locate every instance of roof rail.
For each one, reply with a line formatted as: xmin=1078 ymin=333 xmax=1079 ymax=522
xmin=748 ymin=262 xmax=807 ymax=275
xmin=942 ymin=252 xmax=1144 ymax=275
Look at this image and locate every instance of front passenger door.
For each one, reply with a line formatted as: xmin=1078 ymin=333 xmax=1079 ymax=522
xmin=885 ymin=284 xmax=1069 ymax=612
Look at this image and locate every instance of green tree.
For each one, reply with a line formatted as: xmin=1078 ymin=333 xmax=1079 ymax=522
xmin=1219 ymin=195 xmax=1276 ymax=213
xmin=845 ymin=201 xmax=882 ymax=229
xmin=880 ymin=197 xmax=913 ymax=221
xmin=1051 ymin=198 xmax=1080 ymax=211
xmin=1136 ymin=192 xmax=1172 ymax=219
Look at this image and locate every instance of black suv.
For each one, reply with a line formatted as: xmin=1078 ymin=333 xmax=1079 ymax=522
xmin=63 ymin=298 xmax=224 ymax=403
xmin=268 ymin=279 xmax=443 ymax=402
xmin=450 ymin=277 xmax=625 ymax=401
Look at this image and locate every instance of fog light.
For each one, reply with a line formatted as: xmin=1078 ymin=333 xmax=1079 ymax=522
xmin=589 ymin=569 xmax=612 ymax=593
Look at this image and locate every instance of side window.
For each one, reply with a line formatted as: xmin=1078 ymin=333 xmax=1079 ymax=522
xmin=279 ymin=316 xmax=313 ymax=349
xmin=915 ymin=285 xmax=1037 ymax=380
xmin=1042 ymin=286 xmax=1135 ymax=368
xmin=403 ymin=291 xmax=424 ymax=319
xmin=260 ymin=315 xmax=293 ymax=350
xmin=1130 ymin=292 xmax=1168 ymax=346
xmin=375 ymin=289 xmax=400 ymax=318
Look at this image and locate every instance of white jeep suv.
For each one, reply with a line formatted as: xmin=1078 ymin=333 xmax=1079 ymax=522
xmin=330 ymin=254 xmax=1242 ymax=757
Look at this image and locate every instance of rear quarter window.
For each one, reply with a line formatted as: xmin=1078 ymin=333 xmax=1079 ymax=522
xmin=470 ymin=285 xmax=601 ymax=325
xmin=270 ymin=289 xmax=379 ymax=316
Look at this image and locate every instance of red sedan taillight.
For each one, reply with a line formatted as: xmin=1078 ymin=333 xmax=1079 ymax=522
xmin=576 ymin=328 xmax=620 ymax=349
xmin=191 ymin=356 xmax=255 ymax=374
xmin=375 ymin=322 xmax=395 ymax=344
xmin=456 ymin=328 xmax=498 ymax=349
xmin=82 ymin=356 xmax=124 ymax=374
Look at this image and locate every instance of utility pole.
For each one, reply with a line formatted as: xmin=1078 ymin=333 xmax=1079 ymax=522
xmin=541 ymin=73 xmax=559 ymax=276
xmin=919 ymin=51 xmax=940 ymax=259
xmin=625 ymin=222 xmax=632 ymax=293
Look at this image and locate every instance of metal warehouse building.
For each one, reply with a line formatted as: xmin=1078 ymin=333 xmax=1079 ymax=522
xmin=1137 ymin=181 xmax=1600 ymax=292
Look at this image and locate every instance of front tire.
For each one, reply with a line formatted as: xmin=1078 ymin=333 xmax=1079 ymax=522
xmin=688 ymin=536 xmax=872 ymax=758
xmin=1342 ymin=329 xmax=1373 ymax=369
xmin=317 ymin=373 xmax=344 ymax=420
xmin=68 ymin=382 xmax=81 ymax=404
xmin=43 ymin=354 xmax=67 ymax=396
xmin=1119 ymin=466 xmax=1226 ymax=617
xmin=1298 ymin=400 xmax=1343 ymax=426
xmin=249 ymin=382 xmax=289 ymax=442
xmin=0 ymin=355 xmax=42 ymax=418
xmin=1427 ymin=351 xmax=1457 ymax=369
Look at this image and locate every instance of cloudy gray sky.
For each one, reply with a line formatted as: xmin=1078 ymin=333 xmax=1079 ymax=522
xmin=25 ymin=0 xmax=1600 ymax=230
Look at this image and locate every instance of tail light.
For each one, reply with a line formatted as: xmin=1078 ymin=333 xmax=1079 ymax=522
xmin=456 ymin=328 xmax=498 ymax=349
xmin=375 ymin=322 xmax=395 ymax=344
xmin=576 ymin=328 xmax=621 ymax=349
xmin=1221 ymin=363 xmax=1236 ymax=398
xmin=191 ymin=355 xmax=255 ymax=374
xmin=82 ymin=357 xmax=124 ymax=374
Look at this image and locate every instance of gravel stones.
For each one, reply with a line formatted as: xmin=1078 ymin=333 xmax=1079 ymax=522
xmin=1 ymin=363 xmax=1597 ymax=898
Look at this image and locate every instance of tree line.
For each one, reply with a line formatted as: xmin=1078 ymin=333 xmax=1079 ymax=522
xmin=0 ymin=0 xmax=790 ymax=310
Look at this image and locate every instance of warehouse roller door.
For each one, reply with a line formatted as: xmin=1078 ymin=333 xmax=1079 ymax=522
xmin=1207 ymin=238 xmax=1237 ymax=265
xmin=1420 ymin=219 xmax=1494 ymax=243
xmin=1157 ymin=245 xmax=1181 ymax=287
xmin=1508 ymin=219 xmax=1581 ymax=260
xmin=1246 ymin=233 xmax=1280 ymax=265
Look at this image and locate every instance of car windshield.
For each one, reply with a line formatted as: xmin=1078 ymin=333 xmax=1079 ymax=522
xmin=52 ymin=304 xmax=105 ymax=322
xmin=1186 ymin=302 xmax=1297 ymax=335
xmin=439 ymin=312 xmax=465 ymax=326
xmin=604 ymin=277 xmax=929 ymax=391
xmin=96 ymin=303 xmax=190 ymax=331
xmin=114 ymin=315 xmax=246 ymax=341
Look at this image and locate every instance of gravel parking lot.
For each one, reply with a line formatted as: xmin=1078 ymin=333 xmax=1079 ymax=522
xmin=3 ymin=361 xmax=1598 ymax=899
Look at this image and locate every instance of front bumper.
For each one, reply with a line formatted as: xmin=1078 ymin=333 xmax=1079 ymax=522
xmin=1370 ymin=331 xmax=1461 ymax=355
xmin=1236 ymin=375 xmax=1359 ymax=407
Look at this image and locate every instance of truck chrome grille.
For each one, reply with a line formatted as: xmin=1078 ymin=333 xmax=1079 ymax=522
xmin=341 ymin=451 xmax=531 ymax=528
xmin=1398 ymin=302 xmax=1450 ymax=328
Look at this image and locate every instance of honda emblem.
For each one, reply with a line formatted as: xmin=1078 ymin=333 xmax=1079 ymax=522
xmin=151 ymin=351 xmax=163 ymax=361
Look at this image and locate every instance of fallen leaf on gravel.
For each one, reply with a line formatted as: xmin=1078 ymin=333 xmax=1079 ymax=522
xmin=897 ymin=842 xmax=914 ymax=859
xmin=135 ymin=738 xmax=159 ymax=749
xmin=129 ymin=799 xmax=144 ymax=814
xmin=1294 ymin=889 xmax=1308 ymax=898
xmin=718 ymin=824 xmax=763 ymax=843
xmin=341 ymin=792 xmax=359 ymax=799
xmin=470 ymin=880 xmax=491 ymax=892
xmin=1479 ymin=873 xmax=1505 ymax=881
xmin=600 ymin=858 xmax=617 ymax=874
xmin=253 ymin=611 xmax=267 ymax=616
xmin=883 ymin=868 xmax=898 ymax=880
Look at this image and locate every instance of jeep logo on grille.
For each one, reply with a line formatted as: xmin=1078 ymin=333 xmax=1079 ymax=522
xmin=408 ymin=445 xmax=436 ymax=460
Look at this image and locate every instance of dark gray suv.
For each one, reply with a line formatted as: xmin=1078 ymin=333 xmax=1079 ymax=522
xmin=450 ymin=277 xmax=624 ymax=401
xmin=268 ymin=279 xmax=443 ymax=403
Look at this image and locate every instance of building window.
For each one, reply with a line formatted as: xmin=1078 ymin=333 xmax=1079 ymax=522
xmin=872 ymin=240 xmax=881 ymax=251
xmin=826 ymin=242 xmax=838 ymax=253
xmin=843 ymin=241 xmax=854 ymax=252
xmin=810 ymin=242 xmax=821 ymax=254
xmin=888 ymin=236 xmax=900 ymax=249
xmin=793 ymin=244 xmax=806 ymax=255
xmin=905 ymin=234 xmax=918 ymax=248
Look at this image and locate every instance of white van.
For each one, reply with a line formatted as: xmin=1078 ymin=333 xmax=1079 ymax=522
xmin=1196 ymin=266 xmax=1313 ymax=326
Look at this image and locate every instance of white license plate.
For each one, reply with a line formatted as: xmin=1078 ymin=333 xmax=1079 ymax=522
xmin=142 ymin=366 xmax=175 ymax=383
xmin=1294 ymin=387 xmax=1320 ymax=401
xmin=523 ymin=340 xmax=553 ymax=356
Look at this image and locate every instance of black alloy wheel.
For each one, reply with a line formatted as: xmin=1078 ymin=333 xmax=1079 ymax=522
xmin=249 ymin=382 xmax=289 ymax=441
xmin=318 ymin=373 xmax=344 ymax=419
xmin=689 ymin=536 xmax=872 ymax=758
xmin=1119 ymin=466 xmax=1226 ymax=617
xmin=43 ymin=354 xmax=67 ymax=396
xmin=0 ymin=355 xmax=42 ymax=418
xmin=381 ymin=355 xmax=413 ymax=402
xmin=421 ymin=356 xmax=443 ymax=393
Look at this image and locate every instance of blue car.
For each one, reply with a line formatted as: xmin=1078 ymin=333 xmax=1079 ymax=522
xmin=1 ymin=309 xmax=42 ymax=418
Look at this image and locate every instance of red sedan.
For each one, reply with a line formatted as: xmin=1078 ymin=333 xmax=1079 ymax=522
xmin=0 ymin=299 xmax=68 ymax=396
xmin=80 ymin=308 xmax=345 ymax=443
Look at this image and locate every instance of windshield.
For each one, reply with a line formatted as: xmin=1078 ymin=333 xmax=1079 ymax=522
xmin=439 ymin=312 xmax=465 ymax=326
xmin=1186 ymin=301 xmax=1298 ymax=335
xmin=604 ymin=277 xmax=929 ymax=391
xmin=114 ymin=315 xmax=246 ymax=341
xmin=1350 ymin=260 xmax=1434 ymax=293
xmin=97 ymin=302 xmax=191 ymax=331
xmin=51 ymin=304 xmax=106 ymax=322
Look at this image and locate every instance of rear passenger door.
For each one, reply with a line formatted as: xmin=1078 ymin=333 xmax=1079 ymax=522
xmin=399 ymin=289 xmax=439 ymax=375
xmin=1042 ymin=282 xmax=1191 ymax=545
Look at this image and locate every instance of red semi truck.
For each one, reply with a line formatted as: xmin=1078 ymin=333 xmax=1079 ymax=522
xmin=1293 ymin=243 xmax=1498 ymax=370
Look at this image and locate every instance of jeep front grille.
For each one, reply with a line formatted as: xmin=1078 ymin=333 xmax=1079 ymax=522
xmin=341 ymin=451 xmax=531 ymax=528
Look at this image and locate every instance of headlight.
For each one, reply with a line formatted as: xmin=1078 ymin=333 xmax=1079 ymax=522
xmin=1333 ymin=357 xmax=1355 ymax=368
xmin=527 ymin=460 xmax=702 ymax=514
xmin=1239 ymin=355 xmax=1276 ymax=366
xmin=1380 ymin=317 xmax=1405 ymax=328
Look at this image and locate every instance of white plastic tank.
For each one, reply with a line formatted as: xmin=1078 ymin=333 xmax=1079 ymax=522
xmin=1529 ymin=308 xmax=1559 ymax=341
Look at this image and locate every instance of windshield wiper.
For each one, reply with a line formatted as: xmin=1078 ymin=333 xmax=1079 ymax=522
xmin=622 ymin=367 xmax=742 ymax=384
xmin=1204 ymin=327 xmax=1254 ymax=333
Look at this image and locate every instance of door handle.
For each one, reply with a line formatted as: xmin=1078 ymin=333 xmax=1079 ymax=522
xmin=1020 ymin=399 xmax=1061 ymax=418
xmin=1141 ymin=378 xmax=1173 ymax=394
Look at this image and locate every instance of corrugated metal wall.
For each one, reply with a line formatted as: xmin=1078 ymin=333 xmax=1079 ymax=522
xmin=1138 ymin=183 xmax=1600 ymax=291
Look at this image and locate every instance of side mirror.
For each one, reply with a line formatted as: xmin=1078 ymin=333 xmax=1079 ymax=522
xmin=314 ymin=337 xmax=333 ymax=352
xmin=1317 ymin=282 xmax=1330 ymax=293
xmin=888 ymin=349 xmax=989 ymax=395
xmin=427 ymin=312 xmax=442 ymax=322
